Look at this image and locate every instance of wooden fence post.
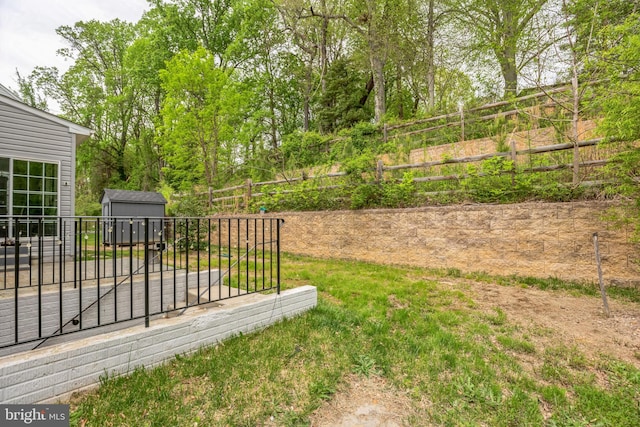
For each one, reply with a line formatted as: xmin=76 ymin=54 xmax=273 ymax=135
xmin=459 ymin=102 xmax=465 ymax=142
xmin=593 ymin=232 xmax=611 ymax=317
xmin=383 ymin=123 xmax=388 ymax=143
xmin=208 ymin=187 xmax=213 ymax=209
xmin=573 ymin=142 xmax=580 ymax=185
xmin=244 ymin=179 xmax=252 ymax=212
xmin=509 ymin=137 xmax=518 ymax=185
xmin=376 ymin=160 xmax=384 ymax=183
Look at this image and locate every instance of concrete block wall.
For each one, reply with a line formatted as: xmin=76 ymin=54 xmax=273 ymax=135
xmin=273 ymin=201 xmax=639 ymax=288
xmin=0 ymin=285 xmax=317 ymax=404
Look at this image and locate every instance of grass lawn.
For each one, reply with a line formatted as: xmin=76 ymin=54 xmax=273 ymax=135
xmin=69 ymin=254 xmax=640 ymax=426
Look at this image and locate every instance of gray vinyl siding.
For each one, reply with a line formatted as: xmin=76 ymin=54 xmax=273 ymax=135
xmin=104 ymin=203 xmax=165 ymax=245
xmin=0 ymin=101 xmax=77 ymax=257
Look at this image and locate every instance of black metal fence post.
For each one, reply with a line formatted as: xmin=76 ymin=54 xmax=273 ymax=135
xmin=73 ymin=220 xmax=77 ymax=289
xmin=185 ymin=219 xmax=189 ymax=306
xmin=144 ymin=218 xmax=150 ymax=328
xmin=58 ymin=218 xmax=63 ymax=335
xmin=277 ymin=219 xmax=282 ymax=295
xmin=129 ymin=218 xmax=133 ymax=320
xmin=96 ymin=217 xmax=101 ymax=326
xmin=78 ymin=218 xmax=82 ymax=329
xmin=38 ymin=218 xmax=42 ymax=338
xmin=14 ymin=218 xmax=19 ymax=343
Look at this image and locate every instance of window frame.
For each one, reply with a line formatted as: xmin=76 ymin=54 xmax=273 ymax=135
xmin=0 ymin=156 xmax=61 ymax=239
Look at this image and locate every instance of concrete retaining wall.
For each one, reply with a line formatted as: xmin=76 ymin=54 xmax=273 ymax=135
xmin=0 ymin=285 xmax=317 ymax=403
xmin=274 ymin=201 xmax=639 ymax=287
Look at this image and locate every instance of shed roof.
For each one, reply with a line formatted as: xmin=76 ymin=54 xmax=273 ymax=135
xmin=101 ymin=189 xmax=167 ymax=205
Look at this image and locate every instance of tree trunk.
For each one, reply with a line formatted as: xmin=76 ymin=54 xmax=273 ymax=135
xmin=396 ymin=63 xmax=404 ymax=120
xmin=116 ymin=157 xmax=127 ymax=183
xmin=210 ymin=113 xmax=219 ymax=189
xmin=209 ymin=112 xmax=220 ymax=187
xmin=359 ymin=74 xmax=375 ymax=106
xmin=499 ymin=47 xmax=518 ymax=97
xmin=498 ymin=9 xmax=518 ymax=98
xmin=317 ymin=0 xmax=329 ymax=134
xmin=370 ymin=50 xmax=386 ymax=123
xmin=320 ymin=0 xmax=328 ymax=95
xmin=116 ymin=138 xmax=127 ymax=182
xmin=571 ymin=54 xmax=580 ymax=185
xmin=303 ymin=89 xmax=310 ymax=132
xmin=200 ymin=138 xmax=213 ymax=190
xmin=269 ymin=85 xmax=278 ymax=150
xmin=426 ymin=0 xmax=435 ymax=110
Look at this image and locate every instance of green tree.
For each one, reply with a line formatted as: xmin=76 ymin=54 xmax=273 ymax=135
xmin=316 ymin=57 xmax=372 ymax=132
xmin=147 ymin=0 xmax=287 ymax=183
xmin=309 ymin=0 xmax=413 ymax=123
xmin=276 ymin=0 xmax=326 ymax=132
xmin=146 ymin=0 xmax=238 ymax=66
xmin=146 ymin=0 xmax=275 ymax=70
xmin=451 ymin=0 xmax=549 ymax=97
xmin=28 ymin=19 xmax=157 ymax=197
xmin=568 ymin=0 xmax=639 ymax=60
xmin=158 ymin=47 xmax=249 ymax=191
xmin=14 ymin=71 xmax=48 ymax=110
xmin=387 ymin=0 xmax=468 ymax=116
xmin=595 ymin=14 xmax=640 ymax=240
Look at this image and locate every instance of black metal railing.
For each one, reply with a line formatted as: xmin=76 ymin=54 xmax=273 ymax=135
xmin=0 ymin=215 xmax=283 ymax=352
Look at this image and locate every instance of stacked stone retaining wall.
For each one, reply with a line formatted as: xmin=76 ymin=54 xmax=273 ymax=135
xmin=271 ymin=201 xmax=638 ymax=287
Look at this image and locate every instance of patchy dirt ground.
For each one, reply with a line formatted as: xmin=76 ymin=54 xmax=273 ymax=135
xmin=460 ymin=279 xmax=640 ymax=368
xmin=308 ymin=374 xmax=418 ymax=427
xmin=310 ymin=279 xmax=640 ymax=426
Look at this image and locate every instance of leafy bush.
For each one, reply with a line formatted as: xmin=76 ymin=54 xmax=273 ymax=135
xmin=281 ymin=131 xmax=332 ymax=169
xmin=350 ymin=172 xmax=418 ymax=210
xmin=461 ymin=157 xmax=522 ymax=203
xmin=381 ymin=172 xmax=417 ymax=208
xmin=342 ymin=122 xmax=379 ymax=152
xmin=350 ymin=184 xmax=383 ymax=209
xmin=75 ymin=193 xmax=102 ymax=216
xmin=329 ymin=122 xmax=384 ymax=163
xmin=168 ymin=193 xmax=210 ymax=251
xmin=342 ymin=152 xmax=377 ymax=182
xmin=255 ymin=180 xmax=347 ymax=212
xmin=167 ymin=193 xmax=207 ymax=218
xmin=601 ymin=143 xmax=640 ymax=242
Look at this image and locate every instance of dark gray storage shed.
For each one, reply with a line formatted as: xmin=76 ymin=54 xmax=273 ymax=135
xmin=100 ymin=189 xmax=167 ymax=246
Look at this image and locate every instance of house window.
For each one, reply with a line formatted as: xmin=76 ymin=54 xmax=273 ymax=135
xmin=0 ymin=157 xmax=59 ymax=238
